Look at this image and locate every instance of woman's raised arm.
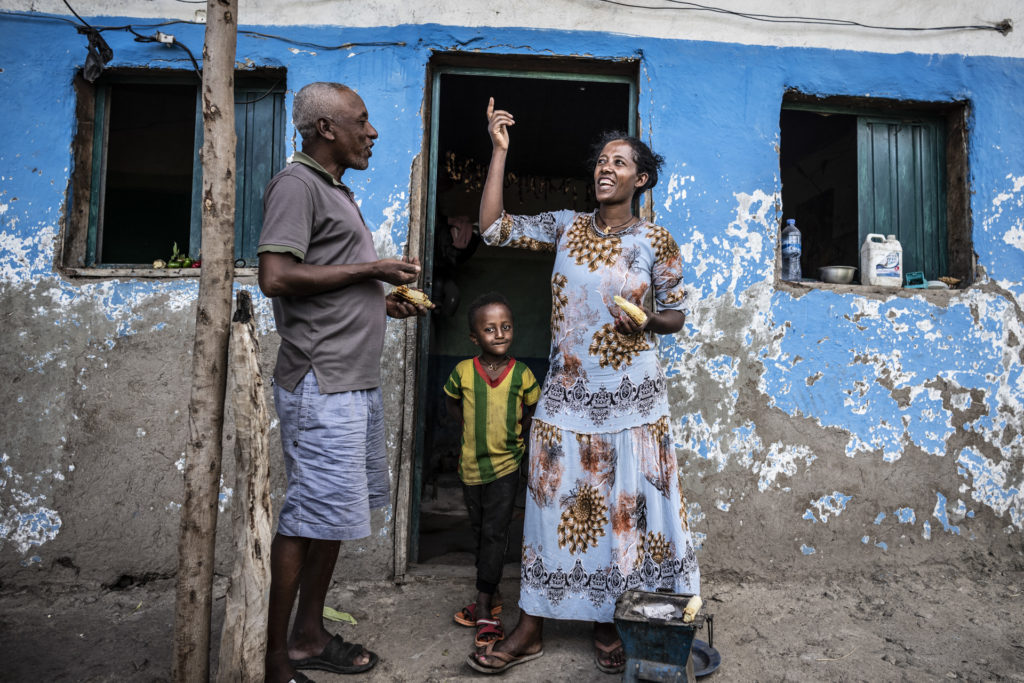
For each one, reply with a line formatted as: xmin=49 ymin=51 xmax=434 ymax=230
xmin=479 ymin=97 xmax=515 ymax=229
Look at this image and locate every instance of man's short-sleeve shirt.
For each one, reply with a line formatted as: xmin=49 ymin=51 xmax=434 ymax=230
xmin=258 ymin=152 xmax=385 ymax=394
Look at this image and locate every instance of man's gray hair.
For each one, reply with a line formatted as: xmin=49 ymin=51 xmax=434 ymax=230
xmin=293 ymin=82 xmax=352 ymax=142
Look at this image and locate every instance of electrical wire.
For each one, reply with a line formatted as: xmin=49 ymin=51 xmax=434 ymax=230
xmin=592 ymin=0 xmax=1012 ymax=34
xmin=2 ymin=2 xmax=1010 ymax=58
xmin=2 ymin=7 xmax=405 ymax=66
xmin=2 ymin=5 xmax=407 ymax=82
xmin=126 ymin=25 xmax=203 ymax=80
xmin=61 ymin=0 xmax=95 ymax=30
xmin=60 ymin=0 xmax=113 ymax=81
xmin=235 ymin=78 xmax=286 ymax=105
xmin=0 ymin=8 xmax=81 ymax=25
xmin=236 ymin=29 xmax=406 ymax=50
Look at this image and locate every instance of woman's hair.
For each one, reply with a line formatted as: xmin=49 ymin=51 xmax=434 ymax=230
xmin=589 ymin=131 xmax=665 ymax=193
xmin=292 ymin=82 xmax=352 ymax=142
xmin=467 ymin=291 xmax=512 ymax=331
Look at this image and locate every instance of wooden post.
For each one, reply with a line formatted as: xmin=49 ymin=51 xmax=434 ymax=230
xmin=393 ymin=162 xmax=426 ymax=583
xmin=216 ymin=291 xmax=272 ymax=683
xmin=173 ymin=1 xmax=238 ymax=681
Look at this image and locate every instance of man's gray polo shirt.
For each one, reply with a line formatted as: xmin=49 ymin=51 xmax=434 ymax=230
xmin=258 ymin=152 xmax=385 ymax=394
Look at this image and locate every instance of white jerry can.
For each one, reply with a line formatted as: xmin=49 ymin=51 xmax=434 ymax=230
xmin=860 ymin=233 xmax=903 ymax=287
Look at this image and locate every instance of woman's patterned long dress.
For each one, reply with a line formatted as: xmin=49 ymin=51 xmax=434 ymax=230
xmin=482 ymin=209 xmax=700 ymax=623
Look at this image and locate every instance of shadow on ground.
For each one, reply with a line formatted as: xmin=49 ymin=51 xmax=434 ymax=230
xmin=2 ymin=560 xmax=1023 ymax=681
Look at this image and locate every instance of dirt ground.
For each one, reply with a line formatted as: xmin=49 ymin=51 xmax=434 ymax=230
xmin=2 ymin=557 xmax=1023 ymax=682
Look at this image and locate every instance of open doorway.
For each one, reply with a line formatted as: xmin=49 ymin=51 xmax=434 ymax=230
xmin=412 ymin=61 xmax=636 ymax=567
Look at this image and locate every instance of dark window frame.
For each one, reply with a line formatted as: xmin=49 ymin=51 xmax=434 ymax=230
xmin=780 ymin=91 xmax=972 ymax=287
xmin=62 ymin=68 xmax=287 ymax=276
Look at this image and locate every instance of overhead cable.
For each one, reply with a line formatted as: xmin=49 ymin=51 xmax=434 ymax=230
xmin=592 ymin=0 xmax=1012 ymax=35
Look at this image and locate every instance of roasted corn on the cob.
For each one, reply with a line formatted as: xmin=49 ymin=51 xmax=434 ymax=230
xmin=682 ymin=594 xmax=702 ymax=623
xmin=394 ymin=285 xmax=435 ymax=308
xmin=613 ymin=295 xmax=648 ymax=327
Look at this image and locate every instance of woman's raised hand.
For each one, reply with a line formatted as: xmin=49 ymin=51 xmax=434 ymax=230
xmin=486 ymin=97 xmax=515 ymax=151
xmin=480 ymin=97 xmax=513 ymax=228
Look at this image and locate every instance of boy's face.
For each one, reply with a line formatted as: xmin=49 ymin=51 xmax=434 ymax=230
xmin=469 ymin=303 xmax=514 ymax=358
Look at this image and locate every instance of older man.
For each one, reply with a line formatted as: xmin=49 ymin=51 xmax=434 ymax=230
xmin=258 ymin=82 xmax=424 ymax=683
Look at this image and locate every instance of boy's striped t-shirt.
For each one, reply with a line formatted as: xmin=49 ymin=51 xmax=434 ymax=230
xmin=443 ymin=358 xmax=540 ymax=485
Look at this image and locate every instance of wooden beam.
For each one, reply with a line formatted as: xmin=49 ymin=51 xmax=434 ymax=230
xmin=216 ymin=291 xmax=272 ymax=682
xmin=172 ymin=1 xmax=239 ymax=680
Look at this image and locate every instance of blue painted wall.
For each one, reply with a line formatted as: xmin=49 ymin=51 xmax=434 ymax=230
xmin=1 ymin=13 xmax=1021 ymax=581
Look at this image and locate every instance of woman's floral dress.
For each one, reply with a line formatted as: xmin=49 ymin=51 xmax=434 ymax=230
xmin=482 ymin=209 xmax=700 ymax=622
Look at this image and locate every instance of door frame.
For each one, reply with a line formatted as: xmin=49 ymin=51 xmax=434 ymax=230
xmin=394 ymin=55 xmax=639 ymax=581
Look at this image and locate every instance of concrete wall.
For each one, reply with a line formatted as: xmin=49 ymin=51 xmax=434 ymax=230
xmin=1 ymin=2 xmax=1022 ymax=586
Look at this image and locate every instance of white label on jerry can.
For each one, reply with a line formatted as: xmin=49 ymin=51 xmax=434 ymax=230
xmin=874 ymin=252 xmax=901 ymax=278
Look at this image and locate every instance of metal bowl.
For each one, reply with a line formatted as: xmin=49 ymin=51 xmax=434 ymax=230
xmin=818 ymin=265 xmax=857 ymax=284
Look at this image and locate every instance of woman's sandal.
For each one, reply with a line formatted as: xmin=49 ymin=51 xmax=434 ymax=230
xmin=594 ymin=638 xmax=626 ymax=674
xmin=466 ymin=641 xmax=544 ymax=674
xmin=474 ymin=617 xmax=505 ymax=647
xmin=453 ymin=600 xmax=503 ymax=627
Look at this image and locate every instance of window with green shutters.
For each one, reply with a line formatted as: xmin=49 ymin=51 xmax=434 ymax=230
xmin=64 ymin=70 xmax=286 ymax=272
xmin=188 ymin=80 xmax=287 ymax=266
xmin=857 ymin=117 xmax=947 ymax=281
xmin=780 ymin=95 xmax=971 ymax=286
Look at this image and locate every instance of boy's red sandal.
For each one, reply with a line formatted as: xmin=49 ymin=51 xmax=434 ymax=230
xmin=474 ymin=617 xmax=505 ymax=647
xmin=453 ymin=600 xmax=503 ymax=626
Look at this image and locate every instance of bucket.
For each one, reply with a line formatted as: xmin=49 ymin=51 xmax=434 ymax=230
xmin=860 ymin=233 xmax=903 ymax=287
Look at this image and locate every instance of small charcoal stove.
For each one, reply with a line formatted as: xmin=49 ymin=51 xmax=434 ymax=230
xmin=613 ymin=589 xmax=717 ymax=682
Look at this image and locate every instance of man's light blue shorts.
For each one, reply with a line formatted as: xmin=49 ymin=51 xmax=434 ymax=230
xmin=273 ymin=371 xmax=389 ymax=541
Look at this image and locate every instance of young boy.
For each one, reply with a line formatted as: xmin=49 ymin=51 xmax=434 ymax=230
xmin=444 ymin=292 xmax=540 ymax=648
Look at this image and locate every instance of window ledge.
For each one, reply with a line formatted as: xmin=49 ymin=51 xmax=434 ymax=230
xmin=62 ymin=267 xmax=259 ymax=279
xmin=778 ymin=280 xmax=968 ymax=298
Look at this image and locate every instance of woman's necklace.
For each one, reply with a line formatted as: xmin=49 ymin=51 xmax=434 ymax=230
xmin=480 ymin=356 xmax=509 ymax=372
xmin=595 ymin=211 xmax=638 ymax=233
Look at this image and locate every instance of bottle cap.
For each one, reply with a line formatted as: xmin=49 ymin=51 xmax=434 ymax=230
xmin=786 ymin=219 xmax=795 ymax=225
xmin=886 ymin=234 xmax=896 ymax=240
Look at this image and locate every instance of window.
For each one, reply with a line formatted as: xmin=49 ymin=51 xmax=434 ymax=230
xmin=779 ymin=93 xmax=971 ymax=285
xmin=64 ymin=70 xmax=286 ymax=271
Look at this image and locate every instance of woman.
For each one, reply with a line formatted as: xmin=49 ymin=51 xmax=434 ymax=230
xmin=467 ymin=98 xmax=700 ymax=675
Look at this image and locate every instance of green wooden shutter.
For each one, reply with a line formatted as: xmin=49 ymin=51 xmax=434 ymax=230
xmin=189 ymin=91 xmax=204 ymax=259
xmin=234 ymin=85 xmax=286 ymax=263
xmin=189 ymin=81 xmax=286 ymax=263
xmin=857 ymin=117 xmax=947 ymax=280
xmin=86 ymin=84 xmax=110 ymax=266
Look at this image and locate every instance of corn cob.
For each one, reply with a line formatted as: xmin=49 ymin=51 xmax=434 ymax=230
xmin=613 ymin=295 xmax=648 ymax=326
xmin=682 ymin=595 xmax=702 ymax=623
xmin=394 ymin=285 xmax=435 ymax=308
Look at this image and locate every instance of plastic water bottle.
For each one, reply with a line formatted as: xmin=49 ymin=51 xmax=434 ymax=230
xmin=781 ymin=218 xmax=802 ymax=281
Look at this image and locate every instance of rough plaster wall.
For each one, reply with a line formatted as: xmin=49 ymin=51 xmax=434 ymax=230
xmin=645 ymin=39 xmax=1024 ymax=569
xmin=0 ymin=16 xmax=418 ymax=585
xmin=1 ymin=13 xmax=1023 ymax=586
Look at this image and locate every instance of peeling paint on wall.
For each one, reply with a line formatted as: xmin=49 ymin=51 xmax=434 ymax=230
xmin=895 ymin=507 xmax=916 ymax=524
xmin=933 ymin=493 xmax=962 ymax=536
xmin=956 ymin=447 xmax=1023 ymax=532
xmin=0 ymin=454 xmax=64 ymax=554
xmin=804 ymin=492 xmax=852 ymax=523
